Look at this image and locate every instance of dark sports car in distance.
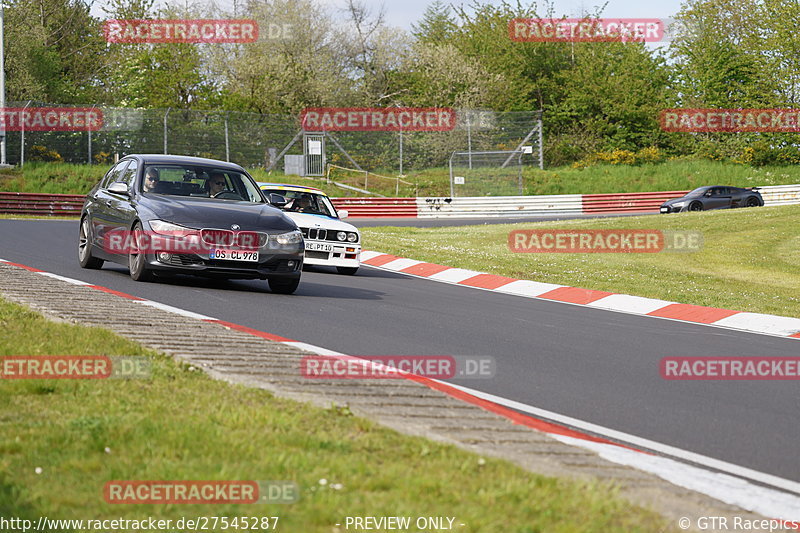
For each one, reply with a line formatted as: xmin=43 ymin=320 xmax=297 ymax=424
xmin=78 ymin=154 xmax=305 ymax=294
xmin=660 ymin=186 xmax=764 ymax=213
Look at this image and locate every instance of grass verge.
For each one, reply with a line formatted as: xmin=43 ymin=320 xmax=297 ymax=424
xmin=0 ymin=296 xmax=669 ymax=532
xmin=362 ymin=204 xmax=800 ymax=319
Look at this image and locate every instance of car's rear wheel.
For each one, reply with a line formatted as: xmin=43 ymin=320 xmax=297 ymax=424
xmin=268 ymin=277 xmax=300 ymax=294
xmin=336 ymin=267 xmax=358 ymax=275
xmin=129 ymin=222 xmax=155 ymax=282
xmin=745 ymin=196 xmax=760 ymax=207
xmin=78 ymin=217 xmax=104 ymax=269
xmin=688 ymin=201 xmax=703 ymax=212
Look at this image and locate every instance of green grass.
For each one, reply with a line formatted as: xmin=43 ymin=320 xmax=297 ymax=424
xmin=3 ymin=159 xmax=799 ymax=198
xmin=0 ymin=297 xmax=670 ymax=532
xmin=363 ymin=204 xmax=800 ymax=319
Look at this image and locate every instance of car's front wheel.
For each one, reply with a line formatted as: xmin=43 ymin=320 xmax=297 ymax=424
xmin=336 ymin=267 xmax=358 ymax=275
xmin=268 ymin=277 xmax=300 ymax=294
xmin=688 ymin=201 xmax=703 ymax=212
xmin=129 ymin=222 xmax=155 ymax=282
xmin=78 ymin=216 xmax=104 ymax=269
xmin=745 ymin=196 xmax=760 ymax=207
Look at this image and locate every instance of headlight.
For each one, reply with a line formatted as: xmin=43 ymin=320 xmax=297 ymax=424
xmin=336 ymin=231 xmax=347 ymax=241
xmin=148 ymin=220 xmax=198 ymax=237
xmin=273 ymin=230 xmax=303 ymax=245
xmin=347 ymin=232 xmax=358 ymax=243
xmin=671 ymin=201 xmax=686 ymax=207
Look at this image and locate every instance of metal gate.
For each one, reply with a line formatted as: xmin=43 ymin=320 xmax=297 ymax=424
xmin=303 ymin=133 xmax=326 ymax=176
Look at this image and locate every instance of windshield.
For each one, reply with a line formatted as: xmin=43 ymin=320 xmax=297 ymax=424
xmin=142 ymin=165 xmax=266 ymax=203
xmin=263 ymin=189 xmax=338 ymax=218
xmin=686 ymin=187 xmax=708 ymax=197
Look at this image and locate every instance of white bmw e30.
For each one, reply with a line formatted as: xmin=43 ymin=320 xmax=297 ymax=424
xmin=259 ymin=183 xmax=361 ymax=275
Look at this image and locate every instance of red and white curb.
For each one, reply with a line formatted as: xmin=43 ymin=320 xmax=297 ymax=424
xmin=1 ymin=256 xmax=799 ymax=523
xmin=359 ymin=251 xmax=800 ymax=340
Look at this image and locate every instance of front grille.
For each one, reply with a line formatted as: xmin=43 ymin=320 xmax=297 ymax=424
xmin=300 ymin=227 xmax=357 ymax=244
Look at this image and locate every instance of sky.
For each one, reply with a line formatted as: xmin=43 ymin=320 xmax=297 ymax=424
xmin=93 ymin=0 xmax=688 ymax=29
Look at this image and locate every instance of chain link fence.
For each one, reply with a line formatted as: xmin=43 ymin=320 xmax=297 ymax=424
xmin=3 ymin=102 xmax=543 ymax=174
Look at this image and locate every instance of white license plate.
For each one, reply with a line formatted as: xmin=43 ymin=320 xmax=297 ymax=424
xmin=660 ymin=207 xmax=668 ymax=212
xmin=210 ymin=249 xmax=259 ymax=262
xmin=305 ymin=242 xmax=332 ymax=252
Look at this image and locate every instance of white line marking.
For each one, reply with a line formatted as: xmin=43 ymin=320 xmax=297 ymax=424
xmin=554 ymin=434 xmax=800 ymax=521
xmin=440 ymin=381 xmax=800 ymax=498
xmin=134 ymin=300 xmax=216 ymax=320
xmin=282 ymin=341 xmax=344 ymax=356
xmin=36 ymin=272 xmax=91 ymax=286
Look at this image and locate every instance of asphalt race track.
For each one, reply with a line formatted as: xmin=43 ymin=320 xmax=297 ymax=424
xmin=1 ymin=219 xmax=798 ymax=490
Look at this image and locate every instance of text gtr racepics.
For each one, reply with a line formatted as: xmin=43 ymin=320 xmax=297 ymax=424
xmin=259 ymin=183 xmax=361 ymax=275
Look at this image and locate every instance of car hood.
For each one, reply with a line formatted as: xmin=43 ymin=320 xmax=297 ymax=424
xmin=141 ymin=196 xmax=296 ymax=232
xmin=662 ymin=197 xmax=690 ymax=206
xmin=283 ymin=212 xmax=358 ymax=233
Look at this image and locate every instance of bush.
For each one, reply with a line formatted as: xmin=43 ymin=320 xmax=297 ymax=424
xmin=28 ymin=145 xmax=63 ymax=162
xmin=571 ymin=147 xmax=665 ymax=169
xmin=93 ymin=151 xmax=112 ymax=165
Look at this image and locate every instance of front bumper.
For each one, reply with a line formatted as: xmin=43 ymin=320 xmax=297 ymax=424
xmin=660 ymin=204 xmax=686 ymax=213
xmin=144 ymin=250 xmax=304 ymax=279
xmin=303 ymin=241 xmax=361 ymax=268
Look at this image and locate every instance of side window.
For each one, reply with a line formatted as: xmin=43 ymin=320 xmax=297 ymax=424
xmin=118 ymin=160 xmax=138 ymax=188
xmin=100 ymin=161 xmax=129 ymax=189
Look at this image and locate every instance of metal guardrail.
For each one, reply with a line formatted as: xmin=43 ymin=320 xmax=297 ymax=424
xmin=417 ymin=195 xmax=583 ymax=218
xmin=0 ymin=192 xmax=85 ymax=216
xmin=331 ymin=197 xmax=417 ymax=218
xmin=582 ymin=190 xmax=690 ymax=214
xmin=2 ymin=185 xmax=798 ymax=218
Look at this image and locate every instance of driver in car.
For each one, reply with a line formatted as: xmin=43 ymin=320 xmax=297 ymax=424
xmin=206 ymin=172 xmax=227 ymax=196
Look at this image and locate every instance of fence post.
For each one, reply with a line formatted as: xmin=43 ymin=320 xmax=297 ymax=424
xmin=87 ymin=104 xmax=95 ymax=164
xmin=20 ymin=100 xmax=31 ymax=166
xmin=163 ymin=107 xmax=171 ymax=154
xmin=224 ymin=112 xmax=230 ymax=161
xmin=537 ymin=112 xmax=544 ymax=170
xmin=467 ymin=114 xmax=472 ymax=169
xmin=399 ymin=128 xmax=403 ymax=177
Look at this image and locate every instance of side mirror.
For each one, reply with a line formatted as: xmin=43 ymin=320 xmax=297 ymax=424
xmin=268 ymin=193 xmax=288 ymax=207
xmin=108 ymin=182 xmax=129 ymax=195
xmin=338 ymin=209 xmax=349 ymax=219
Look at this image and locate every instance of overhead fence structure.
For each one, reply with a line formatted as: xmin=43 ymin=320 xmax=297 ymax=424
xmin=3 ymin=103 xmax=544 ymax=177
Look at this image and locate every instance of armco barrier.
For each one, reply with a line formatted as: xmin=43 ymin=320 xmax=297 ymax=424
xmin=582 ymin=190 xmax=689 ymax=214
xmin=331 ymin=197 xmax=417 ymax=218
xmin=1 ymin=185 xmax=798 ymax=218
xmin=0 ymin=192 xmax=85 ymax=216
xmin=417 ymin=195 xmax=583 ymax=218
xmin=758 ymin=184 xmax=800 ymax=206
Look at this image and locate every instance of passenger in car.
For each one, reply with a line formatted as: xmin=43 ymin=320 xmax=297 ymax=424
xmin=143 ymin=169 xmax=162 ymax=193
